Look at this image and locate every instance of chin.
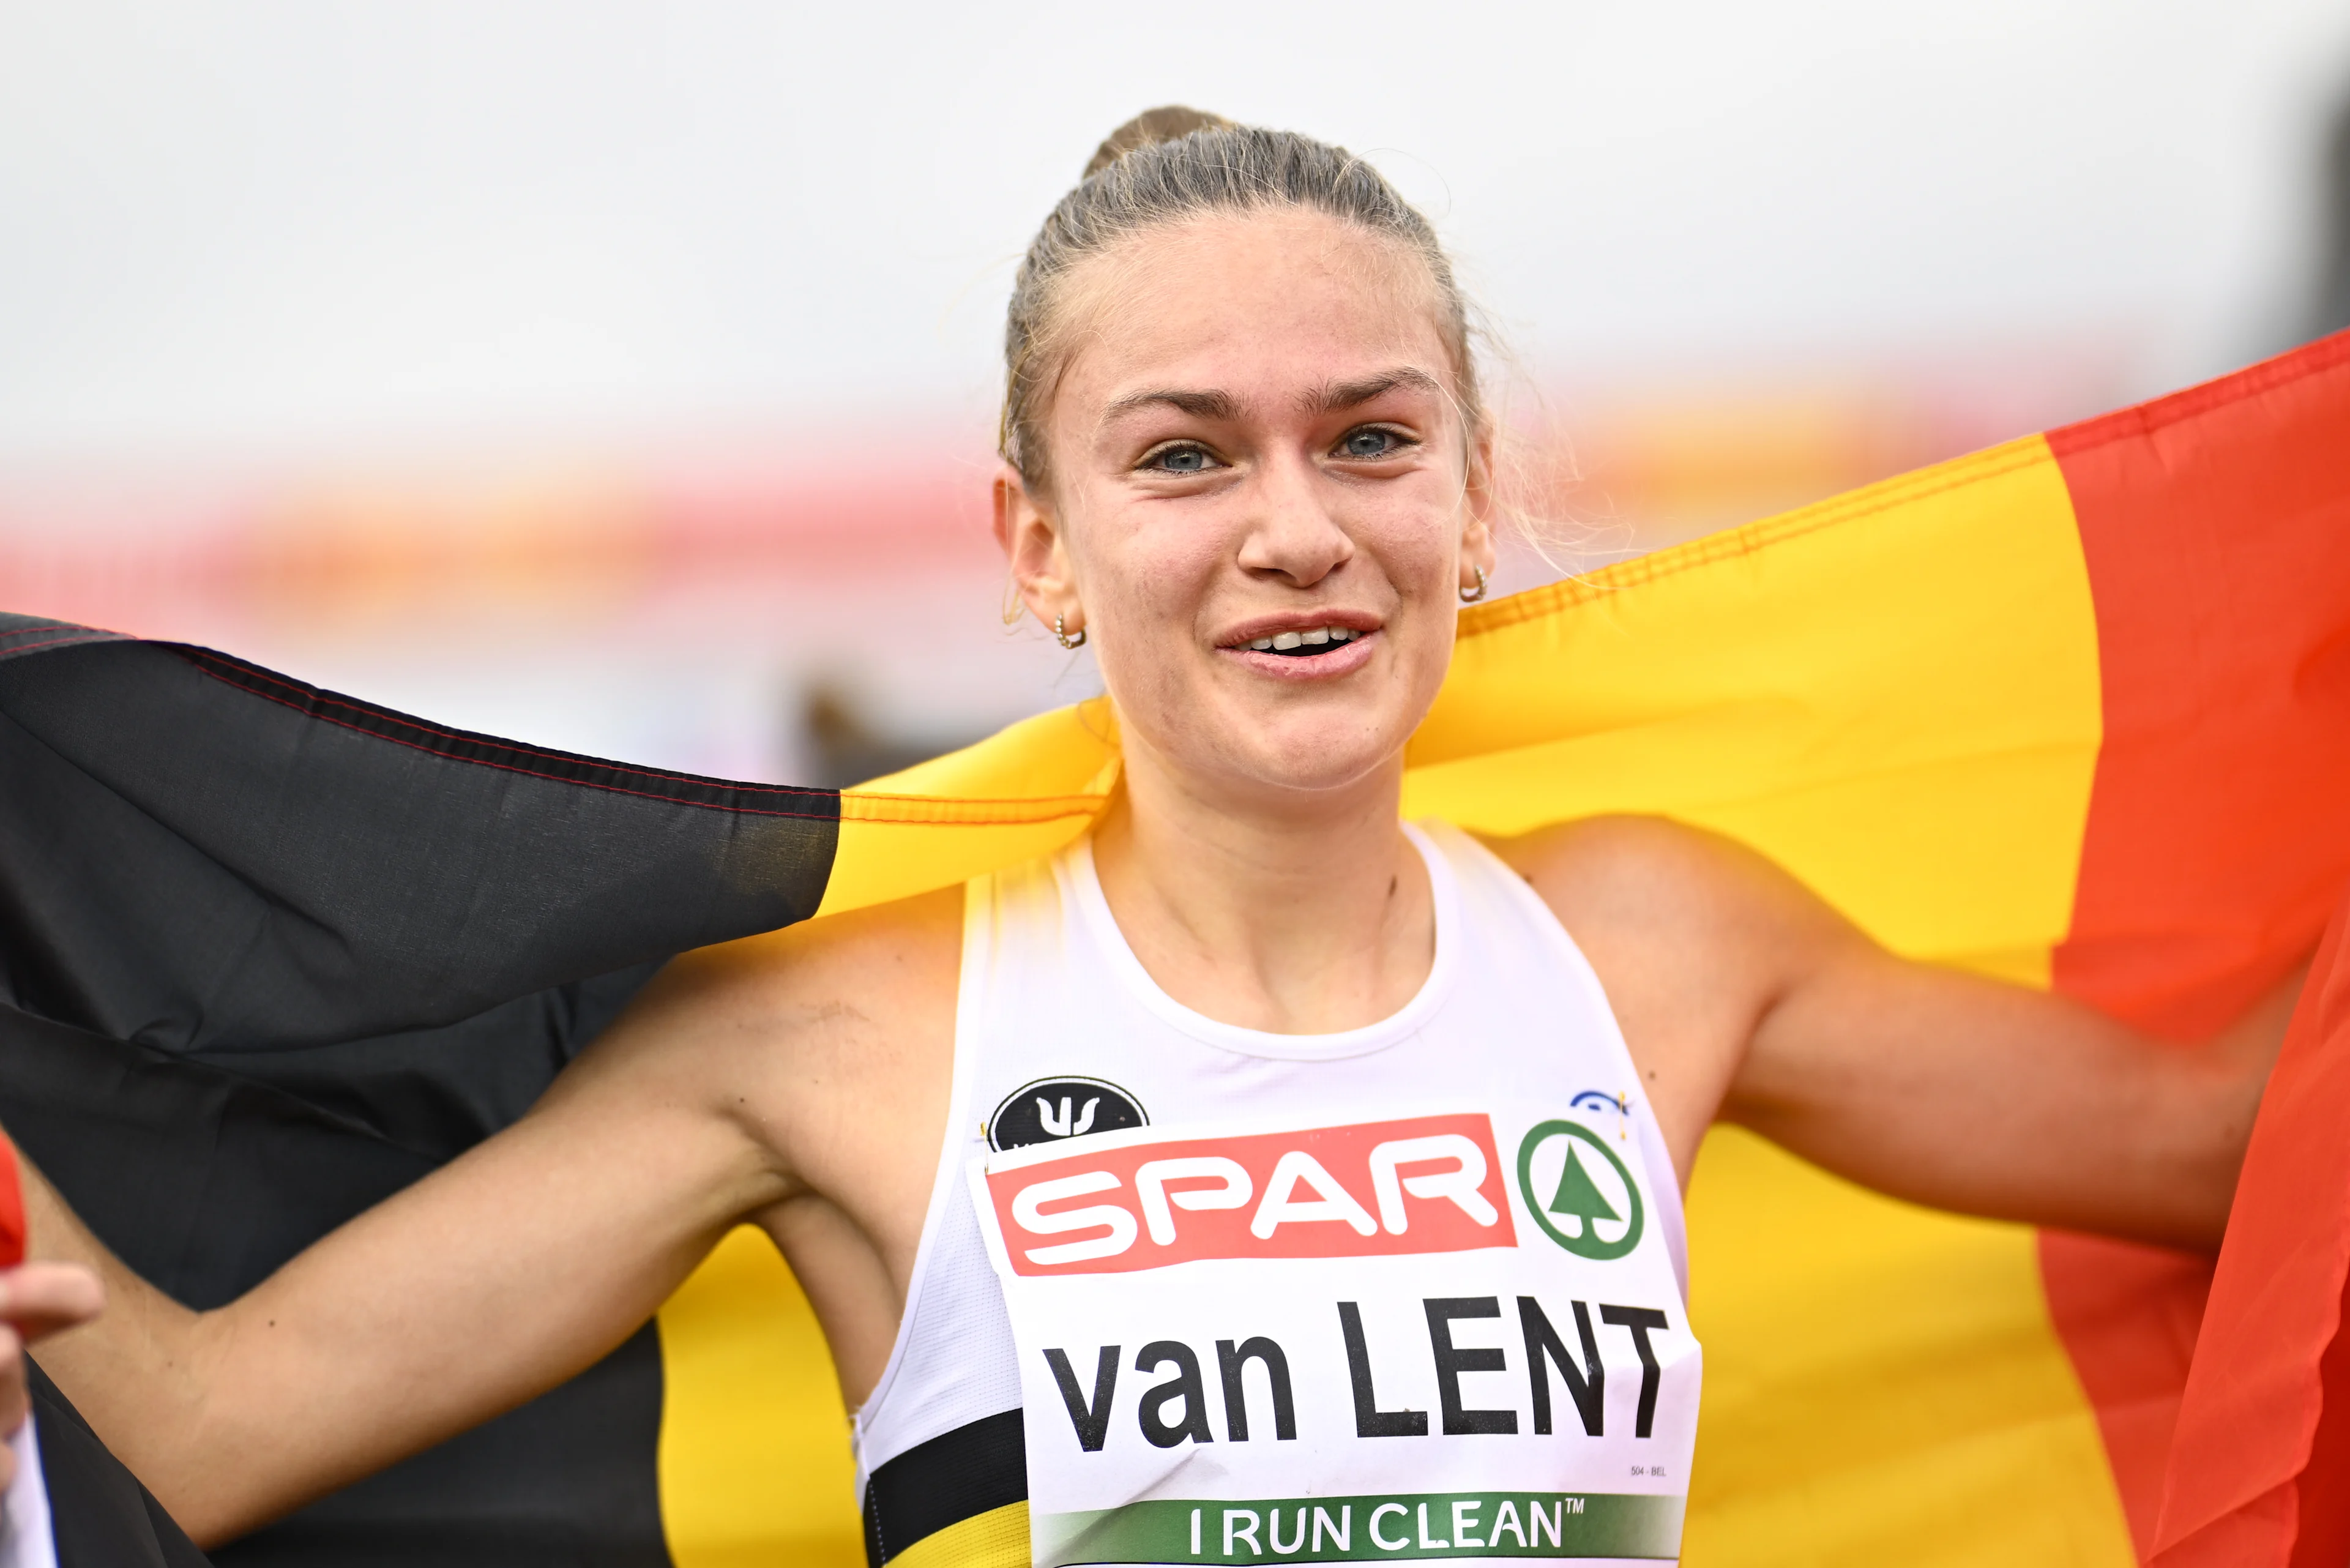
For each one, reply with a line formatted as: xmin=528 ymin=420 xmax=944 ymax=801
xmin=1119 ymin=662 xmax=1434 ymax=801
xmin=1214 ymin=715 xmax=1409 ymax=799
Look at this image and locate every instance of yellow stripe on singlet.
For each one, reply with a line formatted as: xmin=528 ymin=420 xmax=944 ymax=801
xmin=889 ymin=1502 xmax=1031 ymax=1568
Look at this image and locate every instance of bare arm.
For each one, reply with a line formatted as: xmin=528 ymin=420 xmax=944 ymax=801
xmin=1728 ymin=924 xmax=2290 ymax=1249
xmin=19 ymin=890 xmax=957 ymax=1546
xmin=1508 ymin=817 xmax=2297 ymax=1252
xmin=20 ymin=1019 xmax=783 ymax=1544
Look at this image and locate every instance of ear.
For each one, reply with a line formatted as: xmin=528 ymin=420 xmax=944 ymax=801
xmin=993 ymin=465 xmax=1084 ymax=636
xmin=1459 ymin=425 xmax=1500 ymax=584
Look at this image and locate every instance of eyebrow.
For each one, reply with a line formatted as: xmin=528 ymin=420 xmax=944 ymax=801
xmin=1097 ymin=367 xmax=1445 ymax=430
xmin=1100 ymin=387 xmax=1241 ymax=424
xmin=1302 ymin=367 xmax=1444 ymax=414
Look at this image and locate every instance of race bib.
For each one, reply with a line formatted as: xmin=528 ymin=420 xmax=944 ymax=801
xmin=970 ymin=1105 xmax=1698 ymax=1564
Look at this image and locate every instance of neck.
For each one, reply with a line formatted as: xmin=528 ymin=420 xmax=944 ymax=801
xmin=1088 ymin=731 xmax=1434 ymax=1036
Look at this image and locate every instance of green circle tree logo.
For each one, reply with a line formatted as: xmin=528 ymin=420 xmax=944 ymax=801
xmin=1517 ymin=1120 xmax=1644 ymax=1260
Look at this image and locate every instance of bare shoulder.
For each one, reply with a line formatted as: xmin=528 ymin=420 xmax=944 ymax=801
xmin=542 ymin=886 xmax=964 ymax=1163
xmin=1477 ymin=816 xmax=1856 ymax=1176
xmin=652 ymin=884 xmax=964 ymax=1034
xmin=1487 ymin=815 xmax=1837 ymax=949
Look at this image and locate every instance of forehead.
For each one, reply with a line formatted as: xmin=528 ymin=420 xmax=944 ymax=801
xmin=1050 ymin=210 xmax=1457 ymax=422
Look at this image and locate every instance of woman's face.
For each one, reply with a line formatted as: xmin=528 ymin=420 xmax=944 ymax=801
xmin=999 ymin=209 xmax=1494 ymax=808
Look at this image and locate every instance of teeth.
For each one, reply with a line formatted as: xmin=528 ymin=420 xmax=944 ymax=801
xmin=1240 ymin=626 xmax=1365 ymax=652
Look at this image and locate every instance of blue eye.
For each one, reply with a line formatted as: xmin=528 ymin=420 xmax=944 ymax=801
xmin=1341 ymin=428 xmax=1400 ymax=458
xmin=1151 ymin=446 xmax=1211 ymax=473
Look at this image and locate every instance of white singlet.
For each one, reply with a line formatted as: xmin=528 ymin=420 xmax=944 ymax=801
xmin=854 ymin=822 xmax=1697 ymax=1568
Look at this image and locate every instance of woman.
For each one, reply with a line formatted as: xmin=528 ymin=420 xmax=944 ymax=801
xmin=17 ymin=111 xmax=2295 ymax=1566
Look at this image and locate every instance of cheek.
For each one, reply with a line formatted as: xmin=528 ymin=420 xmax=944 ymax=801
xmin=1361 ymin=483 xmax=1467 ymax=591
xmin=1069 ymin=513 xmax=1242 ymax=737
xmin=1075 ymin=502 xmax=1229 ymax=629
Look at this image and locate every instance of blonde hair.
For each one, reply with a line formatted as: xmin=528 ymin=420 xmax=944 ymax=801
xmin=999 ymin=107 xmax=1485 ymax=491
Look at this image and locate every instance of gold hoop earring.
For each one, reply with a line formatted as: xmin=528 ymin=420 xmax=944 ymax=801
xmin=1054 ymin=613 xmax=1088 ymax=651
xmin=1459 ymin=565 xmax=1490 ymax=604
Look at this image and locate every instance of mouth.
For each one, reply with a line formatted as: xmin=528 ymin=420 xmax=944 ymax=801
xmin=1216 ymin=616 xmax=1381 ymax=679
xmin=1239 ymin=624 xmax=1365 ymax=657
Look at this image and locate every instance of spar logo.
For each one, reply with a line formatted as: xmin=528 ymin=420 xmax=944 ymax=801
xmin=1516 ymin=1114 xmax=1644 ymax=1261
xmin=984 ymin=1113 xmax=1515 ymax=1275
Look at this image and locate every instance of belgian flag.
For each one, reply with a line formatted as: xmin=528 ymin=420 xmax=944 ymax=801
xmin=2 ymin=330 xmax=2346 ymax=1567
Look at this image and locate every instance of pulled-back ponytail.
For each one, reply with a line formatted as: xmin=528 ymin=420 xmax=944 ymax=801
xmin=1001 ymin=108 xmax=1482 ymax=490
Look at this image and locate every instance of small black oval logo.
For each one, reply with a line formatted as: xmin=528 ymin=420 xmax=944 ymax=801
xmin=988 ymin=1076 xmax=1148 ymax=1152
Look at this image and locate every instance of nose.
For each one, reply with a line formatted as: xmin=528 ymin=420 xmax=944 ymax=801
xmin=1234 ymin=446 xmax=1354 ymax=589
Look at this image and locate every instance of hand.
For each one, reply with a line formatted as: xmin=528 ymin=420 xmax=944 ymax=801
xmin=0 ymin=1262 xmax=105 ymax=1492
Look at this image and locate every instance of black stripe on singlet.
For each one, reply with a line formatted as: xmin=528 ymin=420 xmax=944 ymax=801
xmin=863 ymin=1408 xmax=1028 ymax=1566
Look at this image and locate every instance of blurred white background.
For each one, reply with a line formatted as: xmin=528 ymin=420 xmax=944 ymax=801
xmin=4 ymin=1 xmax=2348 ymax=779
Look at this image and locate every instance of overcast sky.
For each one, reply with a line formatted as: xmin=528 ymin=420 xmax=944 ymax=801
xmin=4 ymin=1 xmax=2348 ymax=469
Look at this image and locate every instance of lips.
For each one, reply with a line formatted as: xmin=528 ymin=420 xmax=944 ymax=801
xmin=1217 ymin=610 xmax=1382 ymax=650
xmin=1215 ymin=614 xmax=1381 ymax=678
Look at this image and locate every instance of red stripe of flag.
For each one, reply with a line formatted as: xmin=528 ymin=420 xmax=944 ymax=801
xmin=2039 ymin=329 xmax=2350 ymax=1559
xmin=2152 ymin=890 xmax=2350 ymax=1566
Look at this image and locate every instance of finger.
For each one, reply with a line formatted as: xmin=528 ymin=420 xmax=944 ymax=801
xmin=0 ymin=1323 xmax=24 ymax=1433
xmin=0 ymin=1263 xmax=105 ymax=1342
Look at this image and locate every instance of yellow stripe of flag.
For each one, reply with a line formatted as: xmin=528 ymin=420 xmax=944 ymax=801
xmin=656 ymin=435 xmax=2132 ymax=1565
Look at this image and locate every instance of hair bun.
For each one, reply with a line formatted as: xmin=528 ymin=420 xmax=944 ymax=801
xmin=1084 ymin=106 xmax=1237 ymax=179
